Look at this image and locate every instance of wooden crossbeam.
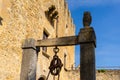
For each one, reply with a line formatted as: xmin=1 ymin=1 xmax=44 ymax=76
xmin=36 ymin=36 xmax=78 ymax=47
xmin=36 ymin=27 xmax=96 ymax=47
xmin=36 ymin=36 xmax=94 ymax=47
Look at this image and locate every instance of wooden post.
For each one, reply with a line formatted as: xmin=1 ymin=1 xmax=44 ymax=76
xmin=20 ymin=38 xmax=38 ymax=80
xmin=79 ymin=27 xmax=96 ymax=80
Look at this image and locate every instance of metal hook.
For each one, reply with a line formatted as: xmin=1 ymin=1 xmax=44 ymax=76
xmin=53 ymin=46 xmax=59 ymax=54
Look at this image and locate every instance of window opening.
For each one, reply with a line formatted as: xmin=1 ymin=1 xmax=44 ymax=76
xmin=45 ymin=5 xmax=58 ymax=27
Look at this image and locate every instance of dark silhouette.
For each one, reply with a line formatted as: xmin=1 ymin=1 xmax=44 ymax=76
xmin=83 ymin=11 xmax=92 ymax=27
xmin=38 ymin=77 xmax=44 ymax=80
xmin=0 ymin=16 xmax=3 ymax=25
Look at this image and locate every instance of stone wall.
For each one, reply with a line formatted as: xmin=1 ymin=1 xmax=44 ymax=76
xmin=96 ymin=70 xmax=120 ymax=80
xmin=0 ymin=0 xmax=75 ymax=80
xmin=69 ymin=67 xmax=120 ymax=80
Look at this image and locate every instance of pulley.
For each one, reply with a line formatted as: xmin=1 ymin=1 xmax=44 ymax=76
xmin=49 ymin=55 xmax=63 ymax=76
xmin=46 ymin=13 xmax=62 ymax=80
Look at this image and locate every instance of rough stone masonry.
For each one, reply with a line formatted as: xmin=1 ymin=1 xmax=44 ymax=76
xmin=0 ymin=0 xmax=75 ymax=80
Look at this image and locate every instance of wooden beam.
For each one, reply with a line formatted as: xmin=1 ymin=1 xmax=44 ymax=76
xmin=36 ymin=36 xmax=78 ymax=47
xmin=80 ymin=27 xmax=96 ymax=80
xmin=36 ymin=35 xmax=95 ymax=47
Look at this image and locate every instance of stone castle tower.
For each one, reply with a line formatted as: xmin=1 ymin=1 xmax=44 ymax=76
xmin=0 ymin=0 xmax=75 ymax=80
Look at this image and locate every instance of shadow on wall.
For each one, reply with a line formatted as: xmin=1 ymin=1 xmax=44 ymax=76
xmin=38 ymin=75 xmax=46 ymax=80
xmin=0 ymin=16 xmax=3 ymax=25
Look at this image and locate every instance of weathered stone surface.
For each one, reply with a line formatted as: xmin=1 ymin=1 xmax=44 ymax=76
xmin=70 ymin=66 xmax=120 ymax=80
xmin=20 ymin=38 xmax=37 ymax=80
xmin=0 ymin=0 xmax=75 ymax=80
xmin=96 ymin=70 xmax=120 ymax=80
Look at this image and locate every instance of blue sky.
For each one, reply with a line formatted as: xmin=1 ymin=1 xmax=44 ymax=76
xmin=67 ymin=0 xmax=120 ymax=68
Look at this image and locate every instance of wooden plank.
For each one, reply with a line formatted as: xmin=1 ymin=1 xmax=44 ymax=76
xmin=36 ymin=36 xmax=79 ymax=47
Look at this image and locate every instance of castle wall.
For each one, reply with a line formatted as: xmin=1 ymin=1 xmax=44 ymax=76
xmin=96 ymin=70 xmax=120 ymax=80
xmin=0 ymin=0 xmax=75 ymax=80
xmin=68 ymin=68 xmax=120 ymax=80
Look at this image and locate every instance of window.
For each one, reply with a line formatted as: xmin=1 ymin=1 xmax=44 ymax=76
xmin=66 ymin=24 xmax=68 ymax=28
xmin=45 ymin=5 xmax=58 ymax=27
xmin=42 ymin=31 xmax=48 ymax=53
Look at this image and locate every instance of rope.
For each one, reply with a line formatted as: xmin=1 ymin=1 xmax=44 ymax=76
xmin=56 ymin=16 xmax=59 ymax=38
xmin=46 ymin=71 xmax=50 ymax=80
xmin=47 ymin=15 xmax=62 ymax=80
xmin=49 ymin=55 xmax=63 ymax=76
xmin=58 ymin=73 xmax=60 ymax=80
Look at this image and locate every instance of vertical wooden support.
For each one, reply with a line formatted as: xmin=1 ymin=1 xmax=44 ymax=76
xmin=79 ymin=27 xmax=96 ymax=80
xmin=20 ymin=38 xmax=38 ymax=80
